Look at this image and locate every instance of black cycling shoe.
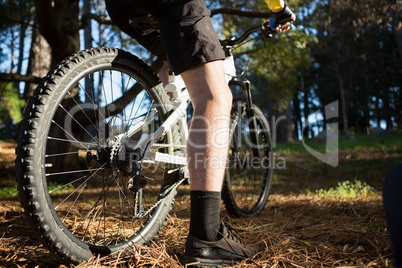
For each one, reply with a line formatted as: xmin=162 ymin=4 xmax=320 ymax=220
xmin=182 ymin=222 xmax=260 ymax=267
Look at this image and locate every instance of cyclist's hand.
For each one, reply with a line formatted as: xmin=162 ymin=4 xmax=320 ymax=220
xmin=269 ymin=5 xmax=296 ymax=33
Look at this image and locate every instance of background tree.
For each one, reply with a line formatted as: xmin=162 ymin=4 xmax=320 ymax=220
xmin=300 ymin=0 xmax=402 ymax=136
xmin=0 ymin=0 xmax=401 ymax=141
xmin=0 ymin=0 xmax=31 ymax=137
xmin=35 ymin=0 xmax=80 ymax=67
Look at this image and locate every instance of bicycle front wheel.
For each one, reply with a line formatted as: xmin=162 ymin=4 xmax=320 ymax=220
xmin=15 ymin=47 xmax=179 ymax=263
xmin=222 ymin=101 xmax=274 ymax=218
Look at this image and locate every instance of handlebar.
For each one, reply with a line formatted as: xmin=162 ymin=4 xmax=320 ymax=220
xmin=220 ymin=25 xmax=263 ymax=47
xmin=220 ymin=17 xmax=293 ymax=48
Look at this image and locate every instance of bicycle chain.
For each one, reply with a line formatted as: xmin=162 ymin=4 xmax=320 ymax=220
xmin=109 ymin=138 xmax=122 ymax=172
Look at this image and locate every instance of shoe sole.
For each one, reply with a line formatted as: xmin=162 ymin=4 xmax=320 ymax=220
xmin=182 ymin=256 xmax=240 ymax=267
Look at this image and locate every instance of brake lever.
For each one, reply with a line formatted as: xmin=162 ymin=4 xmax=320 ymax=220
xmin=262 ymin=22 xmax=274 ymax=38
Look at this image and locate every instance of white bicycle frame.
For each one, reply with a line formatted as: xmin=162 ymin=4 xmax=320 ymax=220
xmin=119 ymin=54 xmax=237 ymax=174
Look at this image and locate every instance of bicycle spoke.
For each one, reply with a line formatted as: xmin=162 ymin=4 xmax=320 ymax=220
xmin=16 ymin=48 xmax=180 ymax=262
xmin=223 ymin=103 xmax=273 ymax=217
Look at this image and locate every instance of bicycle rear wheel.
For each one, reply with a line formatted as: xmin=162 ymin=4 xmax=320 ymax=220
xmin=222 ymin=101 xmax=274 ymax=218
xmin=15 ymin=47 xmax=179 ymax=263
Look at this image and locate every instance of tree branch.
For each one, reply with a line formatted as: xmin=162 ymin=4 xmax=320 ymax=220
xmin=210 ymin=8 xmax=270 ymax=18
xmin=80 ymin=13 xmax=113 ymax=29
xmin=0 ymin=73 xmax=42 ymax=84
xmin=80 ymin=8 xmax=270 ymax=28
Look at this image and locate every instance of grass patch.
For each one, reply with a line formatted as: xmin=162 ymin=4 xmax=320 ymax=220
xmin=275 ymin=131 xmax=402 ymax=154
xmin=0 ymin=186 xmax=18 ymax=198
xmin=273 ymin=132 xmax=402 ymax=194
xmin=339 ymin=132 xmax=402 ymax=151
xmin=0 ymin=182 xmax=75 ymax=199
xmin=315 ymin=180 xmax=376 ymax=200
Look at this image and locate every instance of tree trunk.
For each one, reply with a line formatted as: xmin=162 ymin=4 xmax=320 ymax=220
xmin=24 ymin=27 xmax=51 ymax=99
xmin=35 ymin=0 xmax=80 ymax=67
xmin=384 ymin=99 xmax=394 ymax=130
xmin=83 ymin=0 xmax=93 ymax=102
xmin=338 ymin=73 xmax=349 ymax=137
xmin=17 ymin=20 xmax=28 ymax=75
xmin=375 ymin=97 xmax=381 ymax=127
xmin=302 ymin=78 xmax=309 ymax=138
xmin=389 ymin=0 xmax=402 ymax=60
xmin=32 ymin=0 xmax=81 ymax=183
xmin=293 ymin=90 xmax=302 ymax=140
xmin=274 ymin=103 xmax=294 ymax=144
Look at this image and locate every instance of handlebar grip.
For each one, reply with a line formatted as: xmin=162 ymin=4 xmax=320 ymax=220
xmin=276 ymin=16 xmax=294 ymax=26
xmin=264 ymin=16 xmax=293 ymax=34
xmin=262 ymin=17 xmax=293 ymax=37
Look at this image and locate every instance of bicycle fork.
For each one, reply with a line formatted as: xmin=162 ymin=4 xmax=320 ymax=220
xmin=229 ymin=79 xmax=261 ymax=158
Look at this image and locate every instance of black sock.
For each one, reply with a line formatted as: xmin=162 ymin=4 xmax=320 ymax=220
xmin=189 ymin=190 xmax=221 ymax=242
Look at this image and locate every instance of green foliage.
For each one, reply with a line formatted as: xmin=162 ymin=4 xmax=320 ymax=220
xmin=47 ymin=181 xmax=75 ymax=195
xmin=338 ymin=132 xmax=402 ymax=151
xmin=0 ymin=1 xmax=23 ymax=30
xmin=216 ymin=0 xmax=312 ymax=115
xmin=0 ymin=185 xmax=18 ymax=198
xmin=0 ymin=1 xmax=28 ymax=29
xmin=316 ymin=180 xmax=375 ymax=200
xmin=0 ymin=82 xmax=25 ymax=124
xmin=0 ymin=182 xmax=75 ymax=199
xmin=249 ymin=28 xmax=316 ymax=112
xmin=303 ymin=0 xmax=402 ymax=132
xmin=217 ymin=0 xmax=402 ymax=136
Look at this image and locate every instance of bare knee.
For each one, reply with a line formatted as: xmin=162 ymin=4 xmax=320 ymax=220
xmin=193 ymin=85 xmax=232 ymax=116
xmin=214 ymin=85 xmax=233 ymax=114
xmin=181 ymin=60 xmax=233 ymax=115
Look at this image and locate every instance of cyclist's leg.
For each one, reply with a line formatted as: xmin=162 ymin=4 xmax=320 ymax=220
xmin=180 ymin=61 xmax=232 ymax=192
xmin=156 ymin=1 xmax=229 ymax=243
xmin=106 ymin=0 xmax=260 ymax=264
xmin=155 ymin=1 xmax=260 ymax=265
xmin=156 ymin=1 xmax=231 ymax=192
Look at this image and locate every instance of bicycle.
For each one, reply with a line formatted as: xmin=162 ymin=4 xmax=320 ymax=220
xmin=15 ymin=21 xmax=279 ymax=263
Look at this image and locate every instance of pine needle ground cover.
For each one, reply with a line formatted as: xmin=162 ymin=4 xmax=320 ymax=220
xmin=0 ymin=133 xmax=399 ymax=267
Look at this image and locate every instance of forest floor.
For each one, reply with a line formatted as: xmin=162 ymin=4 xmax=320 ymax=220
xmin=0 ymin=132 xmax=401 ymax=268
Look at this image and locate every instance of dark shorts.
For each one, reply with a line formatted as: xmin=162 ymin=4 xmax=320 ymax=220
xmin=105 ymin=0 xmax=225 ymax=74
